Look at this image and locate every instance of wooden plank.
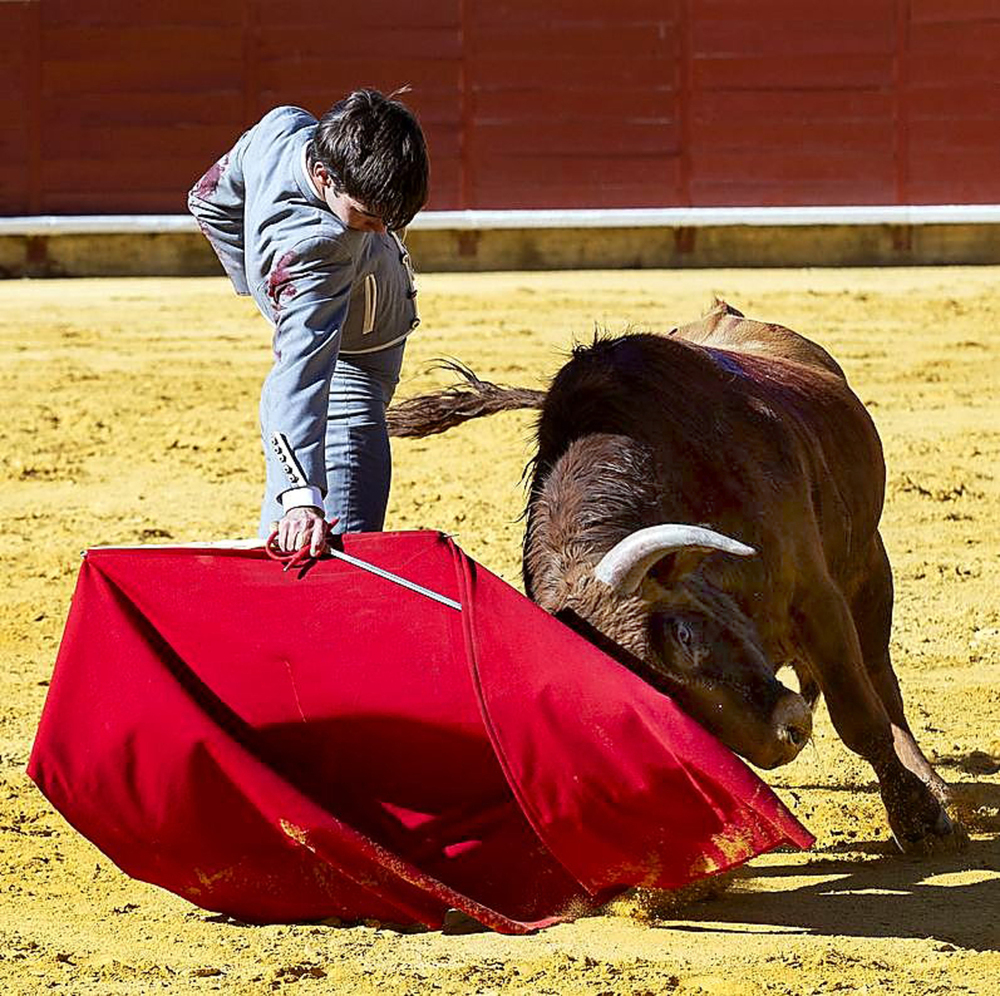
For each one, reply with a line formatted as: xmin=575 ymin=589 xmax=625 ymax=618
xmin=256 ymin=90 xmax=387 ymax=118
xmin=894 ymin=0 xmax=910 ymax=203
xmin=0 ymin=0 xmax=34 ymax=212
xmin=43 ymin=91 xmax=245 ymax=127
xmin=41 ymin=0 xmax=246 ymax=28
xmin=394 ymin=94 xmax=463 ymax=127
xmin=256 ymin=26 xmax=462 ymax=62
xmin=473 ymin=87 xmax=678 ymax=121
xmin=907 ymin=87 xmax=1000 ymax=118
xmin=257 ymin=57 xmax=460 ymax=94
xmin=906 ymin=50 xmax=1000 ymax=86
xmin=693 ymin=53 xmax=895 ymax=89
xmin=910 ymin=0 xmax=1000 ymax=23
xmin=42 ymin=55 xmax=243 ymax=95
xmin=0 ymin=162 xmax=30 ymax=185
xmin=695 ymin=0 xmax=894 ymax=19
xmin=470 ymin=178 xmax=684 ymax=210
xmin=471 ymin=56 xmax=674 ymax=89
xmin=469 ymin=119 xmax=680 ymax=157
xmin=908 ymin=19 xmax=1000 ymax=55
xmin=40 ymin=123 xmax=246 ymax=160
xmin=905 ymin=176 xmax=1000 ymax=203
xmin=0 ymin=165 xmax=32 ymax=211
xmin=467 ymin=153 xmax=682 ymax=189
xmin=689 ymin=117 xmax=894 ymax=153
xmin=907 ymin=117 xmax=1000 ymax=148
xmin=0 ymin=161 xmax=29 ymax=184
xmin=467 ymin=0 xmax=681 ymax=27
xmin=25 ymin=0 xmax=42 ymax=214
xmin=254 ymin=93 xmax=461 ymax=131
xmin=0 ymin=32 xmax=29 ymax=65
xmin=421 ymin=156 xmax=461 ymax=210
xmin=42 ymin=24 xmax=240 ymax=60
xmin=253 ymin=89 xmax=461 ymax=130
xmin=0 ymin=94 xmax=28 ymax=128
xmin=242 ymin=0 xmax=260 ymax=123
xmin=689 ymin=148 xmax=895 ymax=183
xmin=0 ymin=128 xmax=27 ymax=160
xmin=464 ymin=22 xmax=679 ymax=59
xmin=255 ymin=0 xmax=460 ymax=29
xmin=39 ymin=155 xmax=223 ymax=193
xmin=689 ymin=177 xmax=897 ymax=206
xmin=691 ymin=88 xmax=894 ymax=122
xmin=40 ymin=189 xmax=191 ymax=213
xmin=690 ymin=16 xmax=895 ymax=55
xmin=420 ymin=124 xmax=461 ymax=159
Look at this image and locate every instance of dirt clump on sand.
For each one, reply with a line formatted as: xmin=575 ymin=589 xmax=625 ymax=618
xmin=1 ymin=268 xmax=998 ymax=994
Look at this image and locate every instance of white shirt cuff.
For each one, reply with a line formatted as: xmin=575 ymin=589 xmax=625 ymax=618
xmin=279 ymin=486 xmax=325 ymax=512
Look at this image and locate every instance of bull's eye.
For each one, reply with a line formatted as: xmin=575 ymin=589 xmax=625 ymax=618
xmin=675 ymin=620 xmax=693 ymax=647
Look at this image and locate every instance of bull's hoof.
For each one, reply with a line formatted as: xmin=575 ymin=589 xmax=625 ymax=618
xmin=882 ymin=767 xmax=970 ymax=855
xmin=890 ymin=807 xmax=969 ymax=856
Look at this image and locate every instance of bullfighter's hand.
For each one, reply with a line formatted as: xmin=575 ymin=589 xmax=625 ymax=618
xmin=276 ymin=505 xmax=328 ymax=557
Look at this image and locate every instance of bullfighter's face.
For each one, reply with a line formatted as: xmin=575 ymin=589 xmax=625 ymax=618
xmin=310 ymin=162 xmax=388 ymax=233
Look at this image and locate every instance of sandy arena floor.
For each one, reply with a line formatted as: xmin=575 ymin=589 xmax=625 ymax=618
xmin=1 ymin=267 xmax=998 ymax=994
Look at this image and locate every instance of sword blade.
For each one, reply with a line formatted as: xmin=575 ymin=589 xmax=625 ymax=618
xmin=327 ymin=548 xmax=462 ymax=611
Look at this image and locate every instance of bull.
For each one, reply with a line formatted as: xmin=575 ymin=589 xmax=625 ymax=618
xmin=387 ymin=300 xmax=958 ymax=852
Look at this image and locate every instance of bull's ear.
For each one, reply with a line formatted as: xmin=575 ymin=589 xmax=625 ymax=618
xmin=708 ymin=297 xmax=744 ymax=318
xmin=594 ymin=524 xmax=755 ymax=597
xmin=646 ymin=547 xmax=719 ymax=589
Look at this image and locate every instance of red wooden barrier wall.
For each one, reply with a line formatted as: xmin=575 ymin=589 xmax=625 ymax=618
xmin=1 ymin=0 xmax=998 ymax=214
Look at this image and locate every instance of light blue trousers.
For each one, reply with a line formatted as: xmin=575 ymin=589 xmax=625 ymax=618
xmin=259 ymin=342 xmax=405 ymax=536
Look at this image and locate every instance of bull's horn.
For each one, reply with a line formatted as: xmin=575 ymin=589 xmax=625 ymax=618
xmin=594 ymin=524 xmax=756 ymax=595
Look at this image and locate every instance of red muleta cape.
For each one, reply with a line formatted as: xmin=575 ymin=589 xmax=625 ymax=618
xmin=29 ymin=531 xmax=812 ymax=933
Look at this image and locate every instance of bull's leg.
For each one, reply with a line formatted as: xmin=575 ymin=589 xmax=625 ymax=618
xmin=789 ymin=661 xmax=821 ymax=709
xmin=791 ymin=569 xmax=956 ymax=852
xmin=848 ymin=535 xmax=950 ymax=804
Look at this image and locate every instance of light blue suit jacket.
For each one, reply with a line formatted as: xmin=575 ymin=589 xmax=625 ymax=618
xmin=188 ymin=106 xmax=420 ymax=501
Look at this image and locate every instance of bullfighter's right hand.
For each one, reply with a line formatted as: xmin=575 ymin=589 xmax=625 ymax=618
xmin=274 ymin=505 xmax=328 ymax=557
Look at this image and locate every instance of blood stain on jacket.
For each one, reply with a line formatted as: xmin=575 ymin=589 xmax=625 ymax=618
xmin=267 ymin=251 xmax=298 ymax=317
xmin=192 ymin=154 xmax=229 ymax=199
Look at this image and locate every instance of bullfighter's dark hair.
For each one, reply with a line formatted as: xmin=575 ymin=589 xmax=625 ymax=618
xmin=306 ymin=87 xmax=429 ymax=231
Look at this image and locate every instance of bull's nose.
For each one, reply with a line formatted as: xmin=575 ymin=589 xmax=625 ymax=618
xmin=772 ymin=692 xmax=812 ymax=758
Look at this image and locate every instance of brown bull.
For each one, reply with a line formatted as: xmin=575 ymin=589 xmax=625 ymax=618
xmin=387 ymin=300 xmax=958 ymax=852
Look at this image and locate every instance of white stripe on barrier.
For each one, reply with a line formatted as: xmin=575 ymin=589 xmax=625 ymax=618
xmin=409 ymin=205 xmax=1000 ymax=230
xmin=3 ymin=204 xmax=1000 ymax=237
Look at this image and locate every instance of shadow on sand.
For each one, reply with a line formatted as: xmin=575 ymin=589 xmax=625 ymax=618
xmin=671 ymin=832 xmax=1000 ymax=951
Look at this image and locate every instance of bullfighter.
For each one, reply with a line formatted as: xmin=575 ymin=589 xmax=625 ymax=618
xmin=189 ymin=88 xmax=429 ymax=556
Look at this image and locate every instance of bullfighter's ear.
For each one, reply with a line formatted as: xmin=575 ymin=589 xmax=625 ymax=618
xmin=594 ymin=524 xmax=755 ymax=597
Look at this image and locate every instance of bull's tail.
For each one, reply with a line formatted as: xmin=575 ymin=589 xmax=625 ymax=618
xmin=386 ymin=360 xmax=545 ymax=438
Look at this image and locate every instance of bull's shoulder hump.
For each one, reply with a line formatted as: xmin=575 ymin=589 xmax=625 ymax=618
xmin=683 ymin=316 xmax=845 ymax=379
